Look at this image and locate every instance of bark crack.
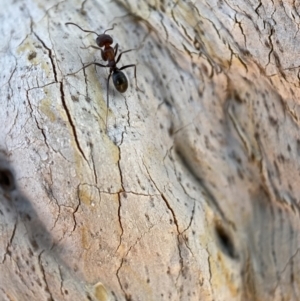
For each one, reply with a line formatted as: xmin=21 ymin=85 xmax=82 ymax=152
xmin=89 ymin=144 xmax=98 ymax=185
xmin=45 ymin=169 xmax=60 ymax=232
xmin=116 ymin=220 xmax=157 ymax=300
xmin=254 ymin=2 xmax=262 ymax=15
xmin=33 ymin=115 xmax=50 ymax=149
xmin=206 ymin=247 xmax=214 ymax=297
xmin=59 ymin=81 xmax=89 ymax=163
xmin=175 ymin=147 xmax=229 ymax=224
xmin=58 ymin=265 xmax=64 ymax=297
xmin=2 ymin=221 xmax=17 ymax=263
xmin=228 ymin=43 xmax=248 ymax=72
xmin=256 ymin=136 xmax=285 ymax=206
xmin=270 ymin=205 xmax=284 ymax=300
xmin=38 ymin=252 xmax=54 ymax=301
xmin=25 ymin=87 xmax=57 ymax=155
xmin=265 ymin=24 xmax=275 ymax=69
xmin=117 ymin=146 xmax=124 ymax=191
xmin=33 ymin=32 xmax=58 ymax=82
xmin=272 ymin=247 xmax=300 ymax=295
xmin=3 ymin=63 xmax=17 ymax=98
xmin=72 ymin=188 xmax=81 ymax=232
xmin=227 ymin=102 xmax=253 ymax=158
xmin=141 ymin=160 xmax=184 ymax=285
xmin=116 ymin=192 xmax=124 ymax=252
xmin=234 ymin=14 xmax=247 ymax=48
xmin=160 ymin=16 xmax=169 ymax=42
xmin=181 ymin=200 xmax=196 ymax=257
xmin=116 ymin=145 xmax=125 ymax=252
xmin=80 ymin=55 xmax=90 ymax=103
xmin=124 ymin=97 xmax=131 ymax=128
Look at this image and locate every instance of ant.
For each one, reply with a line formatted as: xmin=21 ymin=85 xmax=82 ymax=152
xmin=65 ymin=22 xmax=141 ymax=130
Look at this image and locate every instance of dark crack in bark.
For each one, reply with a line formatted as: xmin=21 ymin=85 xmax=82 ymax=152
xmin=116 ymin=192 xmax=124 ymax=253
xmin=175 ymin=147 xmax=230 ymax=225
xmin=266 ymin=24 xmax=275 ymax=69
xmin=206 ymin=247 xmax=214 ymax=297
xmin=2 ymin=222 xmax=17 ymax=263
xmin=116 ymin=145 xmax=125 ymax=252
xmin=59 ymin=81 xmax=89 ymax=163
xmin=38 ymin=252 xmax=54 ymax=301
xmin=89 ymin=144 xmax=98 ymax=185
xmin=234 ymin=14 xmax=247 ymax=49
xmin=33 ymin=32 xmax=58 ymax=82
xmin=141 ymin=160 xmax=184 ymax=287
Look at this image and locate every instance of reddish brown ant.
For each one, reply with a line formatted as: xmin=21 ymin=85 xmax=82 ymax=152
xmin=65 ymin=22 xmax=140 ymax=130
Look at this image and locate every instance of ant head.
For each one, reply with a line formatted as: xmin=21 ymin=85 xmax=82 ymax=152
xmin=65 ymin=22 xmax=116 ymax=48
xmin=96 ymin=34 xmax=113 ymax=48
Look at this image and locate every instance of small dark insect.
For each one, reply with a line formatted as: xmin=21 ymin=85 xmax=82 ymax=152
xmin=65 ymin=22 xmax=141 ymax=130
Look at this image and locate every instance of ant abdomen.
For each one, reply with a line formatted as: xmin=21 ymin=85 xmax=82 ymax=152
xmin=113 ymin=70 xmax=128 ymax=93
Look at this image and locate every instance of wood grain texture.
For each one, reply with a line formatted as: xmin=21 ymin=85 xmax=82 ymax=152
xmin=0 ymin=0 xmax=299 ymax=300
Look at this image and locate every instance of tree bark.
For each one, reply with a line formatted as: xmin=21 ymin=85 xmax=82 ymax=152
xmin=1 ymin=0 xmax=299 ymax=300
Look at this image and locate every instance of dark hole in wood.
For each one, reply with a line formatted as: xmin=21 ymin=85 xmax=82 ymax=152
xmin=215 ymin=223 xmax=237 ymax=260
xmin=0 ymin=168 xmax=15 ymax=191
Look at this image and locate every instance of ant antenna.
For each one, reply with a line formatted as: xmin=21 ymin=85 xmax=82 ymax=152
xmin=65 ymin=22 xmax=99 ymax=36
xmin=103 ymin=23 xmax=117 ymax=34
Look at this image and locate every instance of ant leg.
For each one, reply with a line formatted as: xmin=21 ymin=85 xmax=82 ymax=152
xmin=81 ymin=45 xmax=102 ymax=50
xmin=105 ymin=72 xmax=112 ymax=132
xmin=115 ymin=49 xmax=136 ymax=65
xmin=119 ymin=64 xmax=142 ymax=91
xmin=67 ymin=62 xmax=107 ymax=75
xmin=114 ymin=43 xmax=119 ymax=57
xmin=80 ymin=45 xmax=105 ymax=61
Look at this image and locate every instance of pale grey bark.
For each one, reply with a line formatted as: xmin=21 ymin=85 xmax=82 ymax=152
xmin=1 ymin=0 xmax=300 ymax=300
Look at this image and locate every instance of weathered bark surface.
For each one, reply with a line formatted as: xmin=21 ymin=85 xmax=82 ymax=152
xmin=1 ymin=0 xmax=300 ymax=300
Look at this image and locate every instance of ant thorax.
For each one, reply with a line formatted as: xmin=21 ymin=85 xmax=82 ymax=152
xmin=102 ymin=47 xmax=115 ymax=62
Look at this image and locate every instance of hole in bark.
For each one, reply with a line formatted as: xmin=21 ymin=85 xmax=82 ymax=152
xmin=86 ymin=294 xmax=92 ymax=301
xmin=28 ymin=51 xmax=37 ymax=60
xmin=0 ymin=168 xmax=15 ymax=191
xmin=125 ymin=294 xmax=132 ymax=301
xmin=30 ymin=239 xmax=39 ymax=251
xmin=215 ymin=222 xmax=237 ymax=259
